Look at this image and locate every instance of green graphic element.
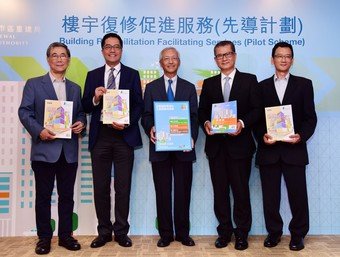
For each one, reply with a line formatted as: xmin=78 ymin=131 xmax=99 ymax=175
xmin=51 ymin=219 xmax=56 ymax=232
xmin=0 ymin=71 xmax=9 ymax=80
xmin=2 ymin=56 xmax=89 ymax=93
xmin=138 ymin=69 xmax=160 ymax=79
xmin=49 ymin=212 xmax=78 ymax=232
xmin=194 ymin=69 xmax=220 ymax=78
xmin=3 ymin=57 xmax=46 ymax=80
xmin=72 ymin=212 xmax=78 ymax=231
xmin=66 ymin=57 xmax=88 ymax=93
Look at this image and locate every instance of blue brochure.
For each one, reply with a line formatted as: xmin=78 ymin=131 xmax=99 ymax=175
xmin=154 ymin=101 xmax=192 ymax=151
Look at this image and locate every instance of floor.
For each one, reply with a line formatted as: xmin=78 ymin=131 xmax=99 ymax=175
xmin=1 ymin=235 xmax=339 ymax=256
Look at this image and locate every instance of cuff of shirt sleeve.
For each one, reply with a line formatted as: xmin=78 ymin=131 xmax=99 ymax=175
xmin=92 ymin=96 xmax=100 ymax=106
xmin=238 ymin=119 xmax=245 ymax=128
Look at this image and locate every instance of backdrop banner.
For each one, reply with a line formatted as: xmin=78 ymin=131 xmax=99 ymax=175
xmin=0 ymin=0 xmax=339 ymax=236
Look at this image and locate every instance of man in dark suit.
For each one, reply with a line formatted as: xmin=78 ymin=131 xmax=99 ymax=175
xmin=82 ymin=33 xmax=143 ymax=248
xmin=142 ymin=47 xmax=198 ymax=247
xmin=198 ymin=40 xmax=261 ymax=250
xmin=18 ymin=42 xmax=86 ymax=255
xmin=255 ymin=42 xmax=317 ymax=251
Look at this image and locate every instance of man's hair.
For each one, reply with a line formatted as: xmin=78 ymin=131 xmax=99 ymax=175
xmin=214 ymin=40 xmax=236 ymax=56
xmin=101 ymin=33 xmax=123 ymax=49
xmin=159 ymin=47 xmax=180 ymax=61
xmin=272 ymin=42 xmax=294 ymax=58
xmin=46 ymin=42 xmax=70 ymax=58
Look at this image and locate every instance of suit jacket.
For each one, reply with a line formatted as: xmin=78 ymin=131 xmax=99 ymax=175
xmin=18 ymin=73 xmax=86 ymax=163
xmin=142 ymin=76 xmax=199 ymax=162
xmin=198 ymin=69 xmax=261 ymax=159
xmin=255 ymin=74 xmax=317 ymax=166
xmin=82 ymin=63 xmax=143 ymax=150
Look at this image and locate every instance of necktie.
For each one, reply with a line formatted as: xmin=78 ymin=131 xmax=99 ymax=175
xmin=107 ymin=67 xmax=116 ymax=89
xmin=167 ymin=79 xmax=174 ymax=101
xmin=223 ymin=76 xmax=231 ymax=102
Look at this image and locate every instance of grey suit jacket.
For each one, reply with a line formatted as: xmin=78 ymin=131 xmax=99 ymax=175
xmin=18 ymin=73 xmax=86 ymax=163
xmin=142 ymin=76 xmax=198 ymax=162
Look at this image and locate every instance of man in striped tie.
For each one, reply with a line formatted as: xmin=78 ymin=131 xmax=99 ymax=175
xmin=82 ymin=33 xmax=144 ymax=249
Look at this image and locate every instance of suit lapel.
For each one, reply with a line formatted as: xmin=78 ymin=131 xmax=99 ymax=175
xmin=158 ymin=76 xmax=168 ymax=101
xmin=41 ymin=73 xmax=58 ymax=100
xmin=65 ymin=79 xmax=74 ymax=101
xmin=230 ymin=70 xmax=241 ymax=101
xmin=282 ymin=74 xmax=295 ymax=105
xmin=211 ymin=74 xmax=224 ymax=102
xmin=174 ymin=77 xmax=184 ymax=100
xmin=268 ymin=75 xmax=281 ymax=105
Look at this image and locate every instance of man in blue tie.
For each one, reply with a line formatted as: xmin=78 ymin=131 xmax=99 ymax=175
xmin=142 ymin=47 xmax=199 ymax=247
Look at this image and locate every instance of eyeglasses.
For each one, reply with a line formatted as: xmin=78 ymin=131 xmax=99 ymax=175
xmin=274 ymin=55 xmax=293 ymax=60
xmin=215 ymin=52 xmax=235 ymax=60
xmin=103 ymin=44 xmax=122 ymax=51
xmin=50 ymin=54 xmax=69 ymax=61
xmin=162 ymin=57 xmax=180 ymax=62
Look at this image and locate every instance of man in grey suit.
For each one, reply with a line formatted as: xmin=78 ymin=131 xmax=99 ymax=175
xmin=142 ymin=47 xmax=198 ymax=248
xmin=18 ymin=42 xmax=86 ymax=255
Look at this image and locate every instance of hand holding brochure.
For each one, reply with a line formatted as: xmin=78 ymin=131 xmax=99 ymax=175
xmin=211 ymin=100 xmax=237 ymax=133
xmin=154 ymin=101 xmax=192 ymax=151
xmin=44 ymin=100 xmax=73 ymax=139
xmin=103 ymin=89 xmax=130 ymax=124
xmin=265 ymin=104 xmax=295 ymax=141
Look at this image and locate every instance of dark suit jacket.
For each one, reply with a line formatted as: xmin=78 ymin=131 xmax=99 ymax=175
xmin=198 ymin=69 xmax=261 ymax=159
xmin=142 ymin=76 xmax=199 ymax=162
xmin=18 ymin=73 xmax=86 ymax=163
xmin=255 ymin=74 xmax=317 ymax=166
xmin=82 ymin=64 xmax=143 ymax=150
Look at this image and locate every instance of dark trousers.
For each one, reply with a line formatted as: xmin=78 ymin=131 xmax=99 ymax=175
xmin=32 ymin=152 xmax=77 ymax=239
xmin=91 ymin=125 xmax=134 ymax=237
xmin=259 ymin=161 xmax=309 ymax=239
xmin=209 ymin=145 xmax=252 ymax=239
xmin=152 ymin=154 xmax=193 ymax=240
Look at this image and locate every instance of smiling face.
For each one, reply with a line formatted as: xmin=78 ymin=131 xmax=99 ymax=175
xmin=271 ymin=46 xmax=294 ymax=75
xmin=214 ymin=44 xmax=236 ymax=75
xmin=159 ymin=48 xmax=180 ymax=78
xmin=47 ymin=46 xmax=70 ymax=77
xmin=101 ymin=36 xmax=122 ymax=67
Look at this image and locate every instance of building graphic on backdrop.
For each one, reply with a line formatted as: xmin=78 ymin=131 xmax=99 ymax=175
xmin=0 ymin=82 xmax=98 ymax=236
xmin=139 ymin=70 xmax=160 ymax=93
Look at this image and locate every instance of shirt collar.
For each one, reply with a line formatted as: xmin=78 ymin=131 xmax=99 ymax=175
xmin=221 ymin=68 xmax=236 ymax=80
xmin=274 ymin=73 xmax=290 ymax=81
xmin=164 ymin=75 xmax=177 ymax=84
xmin=105 ymin=63 xmax=121 ymax=73
xmin=49 ymin=72 xmax=65 ymax=83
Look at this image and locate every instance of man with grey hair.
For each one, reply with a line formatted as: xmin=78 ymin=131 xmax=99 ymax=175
xmin=142 ymin=47 xmax=198 ymax=247
xmin=18 ymin=42 xmax=86 ymax=254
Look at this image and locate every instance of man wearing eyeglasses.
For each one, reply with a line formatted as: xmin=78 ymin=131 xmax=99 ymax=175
xmin=18 ymin=42 xmax=86 ymax=254
xmin=255 ymin=42 xmax=317 ymax=251
xmin=82 ymin=33 xmax=143 ymax=248
xmin=198 ymin=40 xmax=261 ymax=250
xmin=142 ymin=47 xmax=198 ymax=248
